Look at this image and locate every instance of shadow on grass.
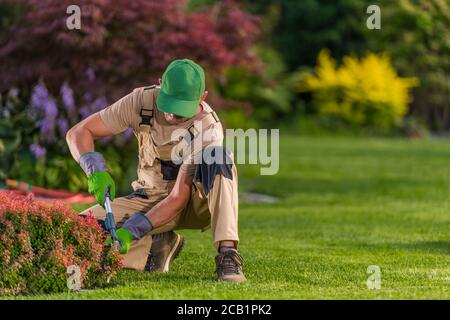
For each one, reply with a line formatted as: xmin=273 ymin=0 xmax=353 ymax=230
xmin=352 ymin=241 xmax=450 ymax=255
xmin=390 ymin=241 xmax=450 ymax=254
xmin=242 ymin=175 xmax=435 ymax=199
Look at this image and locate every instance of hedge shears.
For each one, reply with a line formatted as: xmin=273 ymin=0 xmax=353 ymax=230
xmin=104 ymin=186 xmax=122 ymax=250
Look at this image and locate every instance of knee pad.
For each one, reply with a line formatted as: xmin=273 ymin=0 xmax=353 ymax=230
xmin=194 ymin=146 xmax=233 ymax=195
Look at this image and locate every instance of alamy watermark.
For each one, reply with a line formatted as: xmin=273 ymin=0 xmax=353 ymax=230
xmin=366 ymin=265 xmax=381 ymax=290
xmin=169 ymin=121 xmax=279 ymax=175
xmin=66 ymin=5 xmax=81 ymax=30
xmin=67 ymin=264 xmax=81 ymax=291
xmin=67 ymin=4 xmax=381 ymax=31
xmin=366 ymin=5 xmax=381 ymax=30
xmin=62 ymin=2 xmax=384 ymax=175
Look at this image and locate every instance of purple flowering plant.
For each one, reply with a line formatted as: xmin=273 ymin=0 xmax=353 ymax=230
xmin=1 ymin=79 xmax=135 ymax=193
xmin=30 ymin=81 xmax=117 ymax=157
xmin=30 ymin=80 xmax=134 ymax=157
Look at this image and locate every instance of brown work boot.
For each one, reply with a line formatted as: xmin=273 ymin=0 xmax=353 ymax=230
xmin=215 ymin=249 xmax=247 ymax=283
xmin=145 ymin=231 xmax=185 ymax=272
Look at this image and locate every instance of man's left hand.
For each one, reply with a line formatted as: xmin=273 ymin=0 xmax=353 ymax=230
xmin=105 ymin=228 xmax=134 ymax=254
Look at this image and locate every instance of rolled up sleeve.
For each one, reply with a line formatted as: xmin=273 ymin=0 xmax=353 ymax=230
xmin=99 ymin=89 xmax=142 ymax=134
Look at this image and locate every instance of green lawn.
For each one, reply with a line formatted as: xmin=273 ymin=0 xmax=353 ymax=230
xmin=17 ymin=136 xmax=450 ymax=299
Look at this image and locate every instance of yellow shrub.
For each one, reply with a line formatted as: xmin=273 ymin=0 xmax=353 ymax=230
xmin=299 ymin=50 xmax=418 ymax=129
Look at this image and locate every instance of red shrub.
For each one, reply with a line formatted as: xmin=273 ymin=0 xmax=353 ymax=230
xmin=0 ymin=191 xmax=122 ymax=295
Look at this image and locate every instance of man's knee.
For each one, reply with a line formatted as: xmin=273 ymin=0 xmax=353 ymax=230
xmin=79 ymin=204 xmax=104 ymax=217
xmin=194 ymin=146 xmax=234 ymax=195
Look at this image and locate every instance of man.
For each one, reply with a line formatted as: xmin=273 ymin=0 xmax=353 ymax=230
xmin=66 ymin=59 xmax=246 ymax=282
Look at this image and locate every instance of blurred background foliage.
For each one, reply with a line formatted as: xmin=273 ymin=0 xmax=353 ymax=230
xmin=298 ymin=50 xmax=418 ymax=131
xmin=0 ymin=0 xmax=448 ymax=193
xmin=366 ymin=0 xmax=450 ymax=131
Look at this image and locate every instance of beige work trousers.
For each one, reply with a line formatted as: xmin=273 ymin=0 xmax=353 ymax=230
xmin=80 ymin=165 xmax=239 ymax=271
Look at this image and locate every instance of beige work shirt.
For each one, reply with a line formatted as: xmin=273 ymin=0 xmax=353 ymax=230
xmin=99 ymin=86 xmax=224 ymax=195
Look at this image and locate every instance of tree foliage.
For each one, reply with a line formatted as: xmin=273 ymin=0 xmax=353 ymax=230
xmin=269 ymin=0 xmax=367 ymax=71
xmin=0 ymin=0 xmax=260 ymax=101
xmin=367 ymin=0 xmax=450 ymax=130
xmin=0 ymin=0 xmax=260 ymax=192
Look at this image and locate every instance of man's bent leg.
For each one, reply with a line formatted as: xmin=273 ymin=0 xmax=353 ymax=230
xmin=207 ymin=164 xmax=239 ymax=247
xmin=198 ymin=162 xmax=245 ymax=282
xmin=176 ymin=147 xmax=245 ymax=282
xmin=176 ymin=148 xmax=239 ymax=245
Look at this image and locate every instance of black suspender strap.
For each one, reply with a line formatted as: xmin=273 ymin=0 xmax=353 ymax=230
xmin=186 ymin=111 xmax=220 ymax=140
xmin=211 ymin=111 xmax=220 ymax=123
xmin=139 ymin=108 xmax=153 ymax=127
xmin=139 ymin=85 xmax=156 ymax=128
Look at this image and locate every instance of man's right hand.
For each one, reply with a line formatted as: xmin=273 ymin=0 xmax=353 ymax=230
xmin=88 ymin=171 xmax=116 ymax=206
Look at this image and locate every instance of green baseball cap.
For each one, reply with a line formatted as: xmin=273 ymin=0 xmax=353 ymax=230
xmin=157 ymin=59 xmax=205 ymax=118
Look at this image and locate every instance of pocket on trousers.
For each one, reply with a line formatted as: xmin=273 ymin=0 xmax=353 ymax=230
xmin=160 ymin=160 xmax=181 ymax=180
xmin=125 ymin=189 xmax=149 ymax=199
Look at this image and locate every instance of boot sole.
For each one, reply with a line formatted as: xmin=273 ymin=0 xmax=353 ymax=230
xmin=162 ymin=234 xmax=185 ymax=272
